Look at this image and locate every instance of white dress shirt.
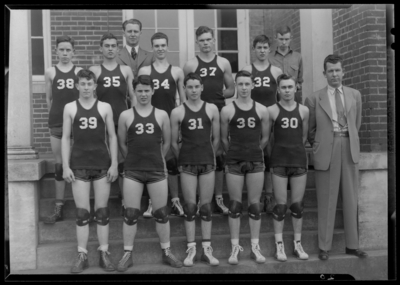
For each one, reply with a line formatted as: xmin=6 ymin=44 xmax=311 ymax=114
xmin=327 ymin=85 xmax=347 ymax=131
xmin=125 ymin=45 xmax=139 ymax=58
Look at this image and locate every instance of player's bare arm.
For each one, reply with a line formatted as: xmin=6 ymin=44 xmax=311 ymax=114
xmin=299 ymin=104 xmax=310 ymax=145
xmin=173 ymin=67 xmax=186 ymax=105
xmin=271 ymin=65 xmax=283 ymax=82
xmin=206 ymin=103 xmax=220 ymax=151
xmin=138 ymin=65 xmax=151 ymax=77
xmin=256 ymin=103 xmax=270 ymax=150
xmin=45 ymin=67 xmax=56 ymax=112
xmin=156 ymin=109 xmax=171 ymax=157
xmin=61 ymin=102 xmax=76 ymax=183
xmin=220 ymin=104 xmax=233 ymax=153
xmin=183 ymin=59 xmax=198 ymax=76
xmin=89 ymin=65 xmax=102 ymax=81
xmin=121 ymin=65 xmax=136 ymax=107
xmin=117 ymin=109 xmax=132 ymax=159
xmin=100 ymin=102 xmax=118 ymax=183
xmin=170 ymin=106 xmax=184 ymax=158
xmin=218 ymin=57 xmax=235 ymax=99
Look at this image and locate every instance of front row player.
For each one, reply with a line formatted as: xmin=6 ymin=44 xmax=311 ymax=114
xmin=170 ymin=73 xmax=220 ymax=266
xmin=220 ymin=70 xmax=270 ymax=265
xmin=62 ymin=69 xmax=118 ymax=273
xmin=116 ymin=75 xmax=182 ymax=271
xmin=268 ymin=74 xmax=309 ymax=262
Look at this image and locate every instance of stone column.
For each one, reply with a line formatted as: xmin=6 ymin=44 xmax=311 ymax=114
xmin=7 ymin=9 xmax=38 ymax=160
xmin=300 ymin=9 xmax=333 ymax=98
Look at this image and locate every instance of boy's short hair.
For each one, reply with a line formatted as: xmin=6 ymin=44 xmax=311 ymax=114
xmin=277 ymin=73 xmax=297 ymax=86
xmin=133 ymin=75 xmax=154 ymax=90
xmin=235 ymin=70 xmax=253 ymax=82
xmin=56 ymin=35 xmax=75 ymax=49
xmin=100 ymin=33 xmax=118 ymax=46
xmin=122 ymin=19 xmax=142 ymax=31
xmin=276 ymin=26 xmax=291 ymax=36
xmin=323 ymin=54 xmax=344 ymax=71
xmin=76 ymin=69 xmax=97 ymax=82
xmin=184 ymin=72 xmax=203 ymax=86
xmin=196 ymin=26 xmax=214 ymax=38
xmin=151 ymin=32 xmax=169 ymax=46
xmin=253 ymin=35 xmax=270 ymax=48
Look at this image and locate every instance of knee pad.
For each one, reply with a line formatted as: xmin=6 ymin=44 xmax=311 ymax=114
xmin=290 ymin=201 xmax=304 ymax=219
xmin=199 ymin=203 xmax=212 ymax=222
xmin=118 ymin=162 xmax=124 ymax=177
xmin=75 ymin=208 xmax=90 ymax=226
xmin=272 ymin=204 xmax=288 ymax=221
xmin=95 ymin=207 xmax=110 ymax=226
xmin=166 ymin=158 xmax=179 ymax=175
xmin=153 ymin=205 xmax=169 ymax=224
xmin=228 ymin=200 xmax=242 ymax=219
xmin=183 ymin=203 xmax=197 ymax=222
xmin=216 ymin=155 xmax=224 ymax=172
xmin=124 ymin=207 xmax=141 ymax=226
xmin=248 ymin=202 xmax=261 ymax=220
xmin=55 ymin=163 xmax=64 ymax=181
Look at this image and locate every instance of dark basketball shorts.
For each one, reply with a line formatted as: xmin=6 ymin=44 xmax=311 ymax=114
xmin=271 ymin=166 xmax=307 ymax=178
xmin=178 ymin=164 xmax=215 ymax=176
xmin=123 ymin=170 xmax=167 ymax=184
xmin=72 ymin=169 xmax=108 ymax=182
xmin=49 ymin=126 xmax=73 ymax=140
xmin=225 ymin=161 xmax=265 ymax=176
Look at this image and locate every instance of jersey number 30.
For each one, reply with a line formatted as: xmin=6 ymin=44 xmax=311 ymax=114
xmin=136 ymin=123 xmax=154 ymax=134
xmin=79 ymin=117 xmax=97 ymax=129
xmin=281 ymin=117 xmax=298 ymax=128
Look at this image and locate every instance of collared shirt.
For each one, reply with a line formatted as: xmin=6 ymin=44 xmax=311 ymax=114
xmin=268 ymin=48 xmax=303 ymax=85
xmin=327 ymin=85 xmax=348 ymax=132
xmin=125 ymin=45 xmax=139 ymax=58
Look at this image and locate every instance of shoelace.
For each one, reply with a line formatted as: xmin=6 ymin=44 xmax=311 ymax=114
xmin=74 ymin=252 xmax=87 ymax=266
xmin=231 ymin=245 xmax=244 ymax=257
xmin=252 ymin=244 xmax=263 ymax=257
xmin=204 ymin=246 xmax=214 ymax=255
xmin=186 ymin=246 xmax=196 ymax=258
xmin=55 ymin=205 xmax=62 ymax=216
xmin=277 ymin=243 xmax=285 ymax=254
xmin=295 ymin=242 xmax=305 ymax=254
xmin=164 ymin=248 xmax=179 ymax=262
xmin=173 ymin=200 xmax=183 ymax=213
xmin=119 ymin=251 xmax=132 ymax=265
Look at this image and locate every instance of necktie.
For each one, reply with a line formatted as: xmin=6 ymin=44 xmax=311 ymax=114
xmin=131 ymin=47 xmax=137 ymax=60
xmin=335 ymin=88 xmax=347 ymax=127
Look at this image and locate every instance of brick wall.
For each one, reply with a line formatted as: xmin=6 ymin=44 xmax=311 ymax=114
xmin=269 ymin=9 xmax=301 ymax=53
xmin=32 ymin=93 xmax=52 ymax=153
xmin=332 ymin=4 xmax=387 ymax=152
xmin=249 ymin=10 xmax=274 ymax=63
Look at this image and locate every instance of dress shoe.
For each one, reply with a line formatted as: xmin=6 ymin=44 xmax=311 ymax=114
xmin=345 ymin=248 xmax=368 ymax=258
xmin=318 ymin=249 xmax=329 ymax=260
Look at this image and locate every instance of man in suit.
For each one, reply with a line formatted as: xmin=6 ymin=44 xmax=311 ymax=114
xmin=116 ymin=19 xmax=154 ymax=78
xmin=305 ymin=54 xmax=367 ymax=261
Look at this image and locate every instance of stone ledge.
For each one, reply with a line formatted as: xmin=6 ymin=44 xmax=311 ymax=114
xmin=7 ymin=159 xmax=47 ymax=182
xmin=359 ymin=152 xmax=387 ymax=170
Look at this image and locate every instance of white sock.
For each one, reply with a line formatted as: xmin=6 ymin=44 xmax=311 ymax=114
xmin=294 ymin=233 xmax=301 ymax=242
xmin=275 ymin=234 xmax=283 ymax=243
xmin=77 ymin=246 xmax=88 ymax=254
xmin=251 ymin=239 xmax=259 ymax=248
xmin=160 ymin=242 xmax=170 ymax=249
xmin=98 ymin=244 xmax=109 ymax=252
xmin=124 ymin=246 xmax=133 ymax=251
xmin=187 ymin=242 xmax=196 ymax=248
xmin=231 ymin=239 xmax=239 ymax=246
xmin=202 ymin=241 xmax=211 ymax=248
xmin=171 ymin=197 xmax=180 ymax=203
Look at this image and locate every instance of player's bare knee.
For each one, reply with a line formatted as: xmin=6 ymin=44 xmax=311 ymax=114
xmin=183 ymin=203 xmax=197 ymax=222
xmin=55 ymin=163 xmax=64 ymax=181
xmin=95 ymin=207 xmax=110 ymax=226
xmin=75 ymin=208 xmax=90 ymax=226
xmin=199 ymin=203 xmax=212 ymax=222
xmin=248 ymin=202 xmax=261 ymax=220
xmin=289 ymin=201 xmax=304 ymax=219
xmin=124 ymin=207 xmax=141 ymax=225
xmin=272 ymin=204 xmax=287 ymax=221
xmin=153 ymin=205 xmax=169 ymax=224
xmin=228 ymin=200 xmax=242 ymax=219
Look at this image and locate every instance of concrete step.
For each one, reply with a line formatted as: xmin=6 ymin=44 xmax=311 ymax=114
xmin=38 ymin=208 xmax=344 ymax=243
xmin=37 ymin=229 xmax=346 ymax=268
xmin=13 ymin=249 xmax=388 ymax=280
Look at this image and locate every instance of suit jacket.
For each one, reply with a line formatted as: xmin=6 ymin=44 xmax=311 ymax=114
xmin=116 ymin=46 xmax=154 ymax=78
xmin=305 ymin=86 xmax=362 ymax=171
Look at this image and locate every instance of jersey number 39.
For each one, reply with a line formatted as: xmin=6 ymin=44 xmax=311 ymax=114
xmin=79 ymin=117 xmax=97 ymax=129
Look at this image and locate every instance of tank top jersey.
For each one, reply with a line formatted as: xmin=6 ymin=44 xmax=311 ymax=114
xmin=124 ymin=107 xmax=166 ymax=172
xmin=225 ymin=101 xmax=263 ymax=164
xmin=70 ymin=100 xmax=111 ymax=170
xmin=270 ymin=103 xmax=307 ymax=168
xmin=250 ymin=64 xmax=278 ymax=107
xmin=194 ymin=55 xmax=225 ymax=111
xmin=96 ymin=64 xmax=128 ymax=126
xmin=178 ymin=102 xmax=215 ymax=166
xmin=48 ymin=65 xmax=79 ymax=128
xmin=150 ymin=64 xmax=177 ymax=117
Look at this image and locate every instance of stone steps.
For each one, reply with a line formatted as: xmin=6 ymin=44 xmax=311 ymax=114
xmin=37 ymin=229 xmax=346 ymax=268
xmin=38 ymin=209 xmax=344 ymax=243
xmin=13 ymin=249 xmax=388 ymax=280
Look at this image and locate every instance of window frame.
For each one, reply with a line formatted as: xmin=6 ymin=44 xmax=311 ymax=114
xmin=32 ymin=9 xmax=51 ymax=83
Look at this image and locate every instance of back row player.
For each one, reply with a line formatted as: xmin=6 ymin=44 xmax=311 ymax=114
xmin=183 ymin=26 xmax=235 ymax=215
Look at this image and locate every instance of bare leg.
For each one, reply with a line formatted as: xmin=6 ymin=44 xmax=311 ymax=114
xmin=72 ymin=180 xmax=91 ymax=250
xmin=93 ymin=177 xmax=111 ymax=247
xmin=272 ymin=174 xmax=288 ymax=238
xmin=181 ymin=172 xmax=198 ymax=243
xmin=290 ymin=174 xmax=307 ymax=237
xmin=246 ymin=172 xmax=264 ymax=240
xmin=50 ymin=137 xmax=65 ymax=201
xmin=199 ymin=171 xmax=215 ymax=240
xmin=226 ymin=173 xmax=244 ymax=240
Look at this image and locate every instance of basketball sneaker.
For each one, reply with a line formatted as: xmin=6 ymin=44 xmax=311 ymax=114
xmin=275 ymin=241 xmax=287 ymax=262
xmin=143 ymin=199 xmax=153 ymax=218
xmin=43 ymin=203 xmax=63 ymax=224
xmin=70 ymin=252 xmax=89 ymax=273
xmin=293 ymin=240 xmax=309 ymax=260
xmin=215 ymin=196 xmax=229 ymax=215
xmin=228 ymin=244 xmax=244 ymax=265
xmin=183 ymin=245 xmax=196 ymax=267
xmin=162 ymin=248 xmax=183 ymax=268
xmin=117 ymin=250 xmax=133 ymax=272
xmin=250 ymin=244 xmax=266 ymax=264
xmin=170 ymin=199 xmax=184 ymax=217
xmin=201 ymin=245 xmax=219 ymax=266
xmin=99 ymin=250 xmax=115 ymax=271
